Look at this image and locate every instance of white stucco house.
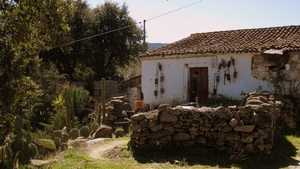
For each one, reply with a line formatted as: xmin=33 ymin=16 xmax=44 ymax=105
xmin=140 ymin=25 xmax=300 ymax=106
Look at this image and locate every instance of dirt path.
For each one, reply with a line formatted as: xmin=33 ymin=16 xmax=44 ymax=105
xmin=88 ymin=139 xmax=128 ymax=159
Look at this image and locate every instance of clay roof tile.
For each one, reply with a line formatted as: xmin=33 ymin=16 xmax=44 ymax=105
xmin=143 ymin=25 xmax=300 ymax=57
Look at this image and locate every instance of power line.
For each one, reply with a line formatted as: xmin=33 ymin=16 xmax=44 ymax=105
xmin=146 ymin=0 xmax=202 ymax=22
xmin=52 ymin=0 xmax=202 ymax=48
xmin=53 ymin=24 xmax=135 ymax=48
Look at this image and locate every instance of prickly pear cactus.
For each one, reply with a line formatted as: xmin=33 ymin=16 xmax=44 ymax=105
xmin=61 ymin=133 xmax=69 ymax=143
xmin=69 ymin=128 xmax=79 ymax=140
xmin=53 ymin=130 xmax=63 ymax=139
xmin=90 ymin=122 xmax=99 ymax=132
xmin=29 ymin=144 xmax=38 ymax=158
xmin=80 ymin=126 xmax=90 ymax=138
xmin=54 ymin=137 xmax=61 ymax=148
xmin=11 ymin=140 xmax=24 ymax=153
xmin=22 ymin=143 xmax=31 ymax=164
xmin=14 ymin=117 xmax=24 ymax=131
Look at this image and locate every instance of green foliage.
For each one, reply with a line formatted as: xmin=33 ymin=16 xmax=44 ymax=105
xmin=65 ymin=86 xmax=91 ymax=116
xmin=51 ymin=86 xmax=91 ymax=133
xmin=0 ymin=0 xmax=71 ymax=144
xmin=204 ymin=94 xmax=241 ymax=107
xmin=79 ymin=126 xmax=90 ymax=138
xmin=35 ymin=139 xmax=56 ymax=151
xmin=69 ymin=128 xmax=79 ymax=140
xmin=51 ymin=94 xmax=67 ymax=131
xmin=30 ymin=129 xmax=52 ymax=140
xmin=30 ymin=62 xmax=65 ymax=132
xmin=83 ymin=71 xmax=95 ymax=96
xmin=40 ymin=1 xmax=147 ymax=81
xmin=64 ymin=86 xmax=90 ymax=133
xmin=90 ymin=2 xmax=146 ymax=80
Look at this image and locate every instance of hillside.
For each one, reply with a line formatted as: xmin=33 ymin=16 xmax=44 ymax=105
xmin=148 ymin=43 xmax=168 ymax=51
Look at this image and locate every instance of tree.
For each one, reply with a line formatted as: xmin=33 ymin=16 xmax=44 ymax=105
xmin=0 ymin=0 xmax=72 ymax=142
xmin=40 ymin=1 xmax=146 ymax=81
xmin=40 ymin=0 xmax=93 ymax=81
xmin=89 ymin=2 xmax=146 ymax=80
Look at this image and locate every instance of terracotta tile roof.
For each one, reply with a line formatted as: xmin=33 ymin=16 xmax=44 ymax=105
xmin=143 ymin=25 xmax=300 ymax=57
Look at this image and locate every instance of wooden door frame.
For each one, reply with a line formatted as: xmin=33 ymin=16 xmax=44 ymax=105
xmin=189 ymin=67 xmax=208 ymax=104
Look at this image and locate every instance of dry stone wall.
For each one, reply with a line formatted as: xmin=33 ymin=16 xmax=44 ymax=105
xmin=106 ymin=96 xmax=132 ymax=123
xmin=129 ymin=92 xmax=280 ymax=155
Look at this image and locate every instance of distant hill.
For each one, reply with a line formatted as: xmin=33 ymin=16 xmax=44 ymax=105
xmin=148 ymin=43 xmax=168 ymax=51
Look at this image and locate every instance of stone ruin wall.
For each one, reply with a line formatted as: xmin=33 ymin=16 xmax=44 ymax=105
xmin=129 ymin=92 xmax=285 ymax=155
xmin=251 ymin=51 xmax=300 ymax=97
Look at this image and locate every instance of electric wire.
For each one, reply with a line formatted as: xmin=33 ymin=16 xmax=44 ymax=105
xmin=146 ymin=0 xmax=202 ymax=22
xmin=52 ymin=0 xmax=202 ymax=48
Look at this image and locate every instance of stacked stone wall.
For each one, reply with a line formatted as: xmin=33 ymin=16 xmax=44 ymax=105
xmin=129 ymin=92 xmax=281 ymax=155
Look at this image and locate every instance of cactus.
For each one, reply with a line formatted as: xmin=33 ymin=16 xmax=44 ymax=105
xmin=29 ymin=144 xmax=38 ymax=158
xmin=3 ymin=117 xmax=39 ymax=167
xmin=101 ymin=78 xmax=106 ymax=124
xmin=53 ymin=130 xmax=63 ymax=139
xmin=0 ymin=146 xmax=6 ymax=163
xmin=61 ymin=143 xmax=68 ymax=151
xmin=65 ymin=88 xmax=72 ymax=134
xmin=11 ymin=140 xmax=24 ymax=153
xmin=61 ymin=133 xmax=69 ymax=143
xmin=21 ymin=143 xmax=31 ymax=164
xmin=26 ymin=120 xmax=31 ymax=132
xmin=54 ymin=137 xmax=61 ymax=149
xmin=90 ymin=122 xmax=99 ymax=132
xmin=64 ymin=86 xmax=91 ymax=133
xmin=80 ymin=126 xmax=90 ymax=138
xmin=69 ymin=128 xmax=79 ymax=140
xmin=98 ymin=103 xmax=102 ymax=125
xmin=18 ymin=152 xmax=27 ymax=164
xmin=26 ymin=133 xmax=32 ymax=144
xmin=14 ymin=117 xmax=23 ymax=131
xmin=23 ymin=143 xmax=29 ymax=155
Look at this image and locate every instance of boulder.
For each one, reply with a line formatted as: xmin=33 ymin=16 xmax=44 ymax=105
xmin=93 ymin=125 xmax=112 ymax=138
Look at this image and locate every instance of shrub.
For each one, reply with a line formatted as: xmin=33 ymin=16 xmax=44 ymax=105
xmin=204 ymin=94 xmax=241 ymax=107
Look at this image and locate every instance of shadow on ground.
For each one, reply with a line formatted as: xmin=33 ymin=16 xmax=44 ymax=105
xmin=132 ymin=133 xmax=299 ymax=169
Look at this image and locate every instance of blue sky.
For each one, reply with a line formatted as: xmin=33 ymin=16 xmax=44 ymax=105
xmin=87 ymin=0 xmax=300 ymax=43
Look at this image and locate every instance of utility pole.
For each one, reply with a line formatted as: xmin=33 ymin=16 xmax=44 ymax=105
xmin=143 ymin=19 xmax=146 ymax=44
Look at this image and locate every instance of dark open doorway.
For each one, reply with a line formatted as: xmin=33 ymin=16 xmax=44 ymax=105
xmin=189 ymin=67 xmax=208 ymax=104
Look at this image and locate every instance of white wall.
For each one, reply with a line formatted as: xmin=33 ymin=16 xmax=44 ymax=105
xmin=141 ymin=53 xmax=271 ymax=106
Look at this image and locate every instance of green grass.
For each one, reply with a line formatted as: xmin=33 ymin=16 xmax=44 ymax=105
xmin=21 ymin=132 xmax=300 ymax=169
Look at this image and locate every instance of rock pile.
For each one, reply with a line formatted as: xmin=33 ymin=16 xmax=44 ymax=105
xmin=106 ymin=96 xmax=133 ymax=133
xmin=106 ymin=96 xmax=132 ymax=123
xmin=129 ymin=92 xmax=280 ymax=155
